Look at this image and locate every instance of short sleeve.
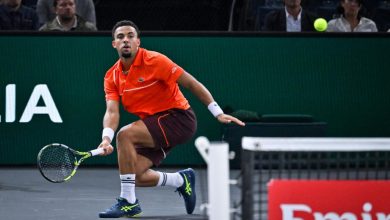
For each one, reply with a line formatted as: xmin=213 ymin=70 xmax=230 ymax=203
xmin=104 ymin=71 xmax=120 ymax=101
xmin=153 ymin=54 xmax=184 ymax=84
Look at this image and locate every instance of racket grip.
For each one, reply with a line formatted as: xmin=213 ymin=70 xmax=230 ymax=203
xmin=90 ymin=148 xmax=105 ymax=156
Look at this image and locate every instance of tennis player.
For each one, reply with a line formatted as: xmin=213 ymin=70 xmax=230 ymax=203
xmin=97 ymin=20 xmax=245 ymax=218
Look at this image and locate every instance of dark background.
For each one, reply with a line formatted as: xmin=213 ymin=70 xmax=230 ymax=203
xmin=21 ymin=0 xmax=390 ymax=31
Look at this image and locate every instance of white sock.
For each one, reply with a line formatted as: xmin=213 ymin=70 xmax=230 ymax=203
xmin=156 ymin=171 xmax=184 ymax=187
xmin=120 ymin=174 xmax=136 ymax=203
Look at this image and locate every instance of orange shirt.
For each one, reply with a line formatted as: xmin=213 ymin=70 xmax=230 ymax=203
xmin=104 ymin=48 xmax=190 ymax=119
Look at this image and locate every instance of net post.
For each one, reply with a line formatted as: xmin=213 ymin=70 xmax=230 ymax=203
xmin=195 ymin=137 xmax=231 ymax=220
xmin=242 ymin=148 xmax=254 ymax=220
xmin=208 ymin=141 xmax=230 ymax=220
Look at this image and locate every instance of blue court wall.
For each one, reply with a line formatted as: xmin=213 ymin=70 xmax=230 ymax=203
xmin=0 ymin=32 xmax=389 ymax=165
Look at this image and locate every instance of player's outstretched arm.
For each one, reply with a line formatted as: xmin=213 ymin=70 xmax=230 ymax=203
xmin=177 ymin=71 xmax=245 ymax=126
xmin=98 ymin=100 xmax=120 ymax=156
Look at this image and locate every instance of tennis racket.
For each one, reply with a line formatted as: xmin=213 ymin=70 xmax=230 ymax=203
xmin=37 ymin=143 xmax=105 ymax=183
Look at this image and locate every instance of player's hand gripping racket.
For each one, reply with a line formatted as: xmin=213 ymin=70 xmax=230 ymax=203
xmin=37 ymin=143 xmax=105 ymax=183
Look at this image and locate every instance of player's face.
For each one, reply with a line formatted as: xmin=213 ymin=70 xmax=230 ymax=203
xmin=112 ymin=26 xmax=140 ymax=59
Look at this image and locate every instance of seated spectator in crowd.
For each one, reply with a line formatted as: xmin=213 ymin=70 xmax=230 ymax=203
xmin=327 ymin=0 xmax=377 ymax=32
xmin=262 ymin=0 xmax=318 ymax=31
xmin=0 ymin=0 xmax=39 ymax=30
xmin=36 ymin=0 xmax=95 ymax=26
xmin=39 ymin=0 xmax=97 ymax=31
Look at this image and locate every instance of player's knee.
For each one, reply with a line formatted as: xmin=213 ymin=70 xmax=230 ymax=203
xmin=116 ymin=125 xmax=138 ymax=145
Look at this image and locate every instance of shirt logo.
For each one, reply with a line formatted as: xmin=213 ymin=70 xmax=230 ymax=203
xmin=171 ymin=66 xmax=177 ymax=74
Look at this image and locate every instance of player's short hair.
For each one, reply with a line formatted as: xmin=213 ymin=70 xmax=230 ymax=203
xmin=112 ymin=20 xmax=141 ymax=40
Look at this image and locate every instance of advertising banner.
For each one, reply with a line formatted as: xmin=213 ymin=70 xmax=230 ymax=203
xmin=269 ymin=180 xmax=390 ymax=220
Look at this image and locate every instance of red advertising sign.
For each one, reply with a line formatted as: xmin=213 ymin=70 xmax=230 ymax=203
xmin=268 ymin=180 xmax=390 ymax=220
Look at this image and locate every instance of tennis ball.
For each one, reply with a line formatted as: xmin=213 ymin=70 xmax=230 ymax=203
xmin=314 ymin=18 xmax=327 ymax=32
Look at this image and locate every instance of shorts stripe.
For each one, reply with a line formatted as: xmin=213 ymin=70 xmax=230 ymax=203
xmin=139 ymin=108 xmax=197 ymax=166
xmin=157 ymin=113 xmax=170 ymax=147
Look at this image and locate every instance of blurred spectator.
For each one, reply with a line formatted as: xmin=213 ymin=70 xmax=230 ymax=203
xmin=36 ymin=0 xmax=95 ymax=26
xmin=0 ymin=0 xmax=39 ymax=30
xmin=266 ymin=0 xmax=284 ymax=7
xmin=39 ymin=0 xmax=96 ymax=31
xmin=327 ymin=0 xmax=377 ymax=32
xmin=262 ymin=0 xmax=318 ymax=31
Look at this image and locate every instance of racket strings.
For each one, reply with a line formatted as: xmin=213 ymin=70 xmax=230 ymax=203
xmin=38 ymin=145 xmax=76 ymax=182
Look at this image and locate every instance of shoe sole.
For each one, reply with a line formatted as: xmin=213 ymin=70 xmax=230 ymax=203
xmin=99 ymin=211 xmax=142 ymax=218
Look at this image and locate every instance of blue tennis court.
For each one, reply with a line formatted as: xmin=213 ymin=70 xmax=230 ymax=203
xmin=0 ymin=168 xmax=206 ymax=220
xmin=0 ymin=167 xmax=225 ymax=220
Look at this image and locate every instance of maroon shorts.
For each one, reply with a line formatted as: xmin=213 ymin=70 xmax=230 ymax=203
xmin=137 ymin=108 xmax=197 ymax=166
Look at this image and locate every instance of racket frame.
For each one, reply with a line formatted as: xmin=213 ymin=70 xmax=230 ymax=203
xmin=37 ymin=143 xmax=101 ymax=183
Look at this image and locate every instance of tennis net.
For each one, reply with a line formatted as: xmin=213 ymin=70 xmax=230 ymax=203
xmin=238 ymin=137 xmax=390 ymax=220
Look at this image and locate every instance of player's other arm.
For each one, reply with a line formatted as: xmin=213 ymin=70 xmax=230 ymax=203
xmin=177 ymin=71 xmax=245 ymax=126
xmin=99 ymin=100 xmax=120 ymax=155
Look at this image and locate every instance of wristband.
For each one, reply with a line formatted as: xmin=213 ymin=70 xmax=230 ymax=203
xmin=208 ymin=101 xmax=224 ymax=118
xmin=102 ymin=127 xmax=115 ymax=143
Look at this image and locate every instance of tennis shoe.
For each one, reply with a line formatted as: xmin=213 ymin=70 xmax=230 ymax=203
xmin=99 ymin=197 xmax=142 ymax=218
xmin=176 ymin=168 xmax=196 ymax=214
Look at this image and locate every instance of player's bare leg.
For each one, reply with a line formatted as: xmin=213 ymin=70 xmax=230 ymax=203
xmin=116 ymin=120 xmax=154 ymax=174
xmin=99 ymin=120 xmax=153 ymax=218
xmin=100 ymin=119 xmax=196 ymax=217
xmin=134 ymin=155 xmax=196 ymax=214
xmin=134 ymin=156 xmax=159 ymax=186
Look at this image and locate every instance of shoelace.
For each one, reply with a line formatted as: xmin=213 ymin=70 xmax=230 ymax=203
xmin=176 ymin=174 xmax=192 ymax=196
xmin=184 ymin=175 xmax=192 ymax=195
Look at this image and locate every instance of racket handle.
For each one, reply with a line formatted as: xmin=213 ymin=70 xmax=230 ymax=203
xmin=90 ymin=148 xmax=105 ymax=156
